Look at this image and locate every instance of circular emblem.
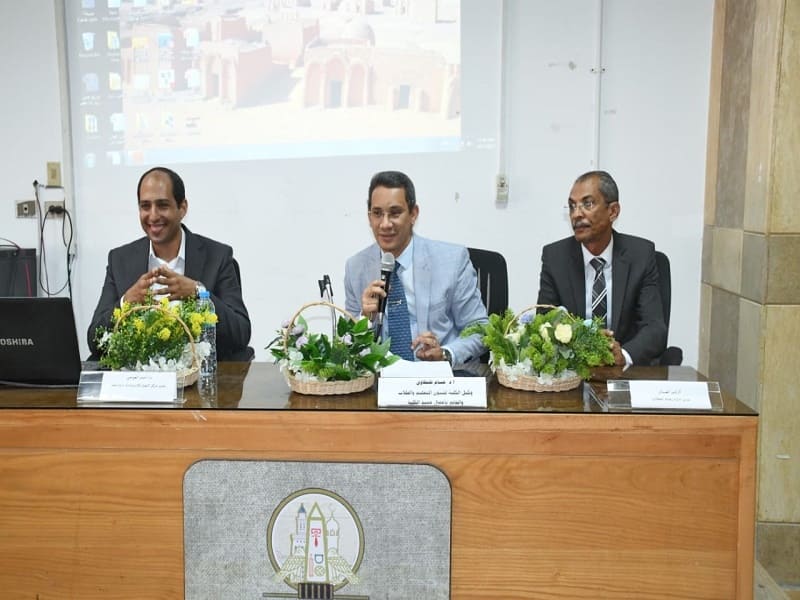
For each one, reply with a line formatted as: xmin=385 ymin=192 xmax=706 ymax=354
xmin=267 ymin=488 xmax=364 ymax=591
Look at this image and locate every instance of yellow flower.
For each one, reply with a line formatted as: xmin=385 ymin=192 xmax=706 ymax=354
xmin=133 ymin=318 xmax=145 ymax=332
xmin=191 ymin=324 xmax=201 ymax=338
xmin=158 ymin=327 xmax=171 ymax=341
xmin=159 ymin=296 xmax=170 ymax=308
xmin=554 ymin=323 xmax=573 ymax=344
xmin=205 ymin=313 xmax=218 ymax=325
xmin=113 ymin=307 xmax=122 ymax=321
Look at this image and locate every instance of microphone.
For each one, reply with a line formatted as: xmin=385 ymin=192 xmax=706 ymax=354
xmin=374 ymin=252 xmax=395 ymax=341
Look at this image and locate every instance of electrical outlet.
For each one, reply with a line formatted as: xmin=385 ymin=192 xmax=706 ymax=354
xmin=16 ymin=200 xmax=36 ymax=218
xmin=45 ymin=200 xmax=65 ymax=216
xmin=496 ymin=174 xmax=509 ymax=202
xmin=47 ymin=161 xmax=62 ymax=187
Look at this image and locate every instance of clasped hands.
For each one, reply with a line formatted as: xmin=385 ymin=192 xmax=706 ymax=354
xmin=123 ymin=266 xmax=196 ymax=304
xmin=361 ymin=278 xmax=446 ymax=362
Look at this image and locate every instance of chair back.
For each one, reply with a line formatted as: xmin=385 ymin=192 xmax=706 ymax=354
xmin=654 ymin=250 xmax=682 ymax=365
xmin=467 ymin=248 xmax=509 ymax=316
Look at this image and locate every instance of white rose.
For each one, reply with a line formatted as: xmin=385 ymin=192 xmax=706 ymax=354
xmin=554 ymin=323 xmax=573 ymax=344
xmin=539 ymin=323 xmax=551 ymax=341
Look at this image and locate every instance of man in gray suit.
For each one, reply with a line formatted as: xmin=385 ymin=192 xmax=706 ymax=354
xmin=537 ymin=170 xmax=666 ymax=366
xmin=87 ymin=167 xmax=251 ymax=360
xmin=344 ymin=171 xmax=488 ymax=369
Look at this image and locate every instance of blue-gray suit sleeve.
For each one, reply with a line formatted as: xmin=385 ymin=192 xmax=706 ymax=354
xmin=344 ymin=256 xmax=364 ymax=318
xmin=445 ymin=248 xmax=488 ymax=367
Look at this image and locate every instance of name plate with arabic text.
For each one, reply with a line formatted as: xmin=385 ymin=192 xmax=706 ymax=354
xmin=77 ymin=371 xmax=180 ymax=404
xmin=378 ymin=377 xmax=487 ymax=408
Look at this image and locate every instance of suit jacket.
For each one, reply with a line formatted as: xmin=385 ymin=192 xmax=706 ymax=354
xmin=87 ymin=225 xmax=252 ymax=361
xmin=344 ymin=235 xmax=488 ymax=368
xmin=536 ymin=231 xmax=667 ymax=365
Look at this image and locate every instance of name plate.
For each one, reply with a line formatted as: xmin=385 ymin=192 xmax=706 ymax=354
xmin=378 ymin=377 xmax=487 ymax=408
xmin=629 ymin=380 xmax=711 ymax=410
xmin=78 ymin=371 xmax=178 ymax=404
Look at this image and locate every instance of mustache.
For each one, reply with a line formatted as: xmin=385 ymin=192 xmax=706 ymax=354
xmin=572 ymin=219 xmax=590 ymax=229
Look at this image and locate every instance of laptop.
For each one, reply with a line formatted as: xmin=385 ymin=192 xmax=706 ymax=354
xmin=0 ymin=297 xmax=83 ymax=386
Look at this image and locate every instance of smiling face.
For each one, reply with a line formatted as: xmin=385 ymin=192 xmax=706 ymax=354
xmin=568 ymin=176 xmax=619 ymax=256
xmin=368 ymin=185 xmax=419 ymax=256
xmin=138 ymin=170 xmax=186 ymax=257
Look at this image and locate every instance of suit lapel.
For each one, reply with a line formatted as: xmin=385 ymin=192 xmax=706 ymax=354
xmin=181 ymin=226 xmax=205 ymax=282
xmin=413 ymin=237 xmax=431 ymax=332
xmin=611 ymin=233 xmax=629 ymax=332
xmin=567 ymin=240 xmax=585 ymax=315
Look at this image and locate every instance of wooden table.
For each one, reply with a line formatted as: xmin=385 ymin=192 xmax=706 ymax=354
xmin=0 ymin=364 xmax=756 ymax=599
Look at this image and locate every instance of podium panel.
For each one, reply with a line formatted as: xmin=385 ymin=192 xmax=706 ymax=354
xmin=0 ymin=364 xmax=757 ymax=599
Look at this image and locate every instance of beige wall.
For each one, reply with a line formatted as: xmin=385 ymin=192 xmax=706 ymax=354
xmin=701 ymin=0 xmax=800 ymax=586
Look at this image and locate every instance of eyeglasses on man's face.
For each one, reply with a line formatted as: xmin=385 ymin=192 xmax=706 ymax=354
xmin=566 ymin=199 xmax=615 ymax=213
xmin=368 ymin=208 xmax=407 ymax=221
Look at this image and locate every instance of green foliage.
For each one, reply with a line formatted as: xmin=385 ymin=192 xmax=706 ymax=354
xmin=462 ymin=306 xmax=614 ymax=379
xmin=95 ymin=294 xmax=217 ymax=370
xmin=267 ymin=314 xmax=398 ymax=381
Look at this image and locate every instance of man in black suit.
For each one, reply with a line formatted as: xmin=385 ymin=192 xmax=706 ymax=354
xmin=87 ymin=166 xmax=252 ymax=360
xmin=537 ymin=170 xmax=666 ymax=366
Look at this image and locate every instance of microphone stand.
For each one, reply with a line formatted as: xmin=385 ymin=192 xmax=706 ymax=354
xmin=318 ymin=274 xmax=335 ymax=339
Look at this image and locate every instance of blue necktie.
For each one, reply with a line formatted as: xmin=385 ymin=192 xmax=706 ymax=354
xmin=591 ymin=257 xmax=607 ymax=324
xmin=386 ymin=264 xmax=414 ymax=360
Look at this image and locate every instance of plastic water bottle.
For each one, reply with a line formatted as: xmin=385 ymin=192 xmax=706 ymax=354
xmin=197 ymin=290 xmax=217 ymax=389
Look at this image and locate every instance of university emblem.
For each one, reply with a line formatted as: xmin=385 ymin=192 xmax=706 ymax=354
xmin=266 ymin=488 xmax=365 ymax=599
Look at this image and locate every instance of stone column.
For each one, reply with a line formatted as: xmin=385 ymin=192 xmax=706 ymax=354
xmin=701 ymin=0 xmax=800 ymax=588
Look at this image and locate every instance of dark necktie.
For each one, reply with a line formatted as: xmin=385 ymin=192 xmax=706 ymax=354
xmin=590 ymin=257 xmax=607 ymax=324
xmin=386 ymin=264 xmax=414 ymax=360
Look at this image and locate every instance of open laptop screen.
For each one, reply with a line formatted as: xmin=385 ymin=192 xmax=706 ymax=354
xmin=0 ymin=297 xmax=82 ymax=386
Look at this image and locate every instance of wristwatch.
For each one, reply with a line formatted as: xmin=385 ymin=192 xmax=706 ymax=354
xmin=441 ymin=347 xmax=454 ymax=366
xmin=194 ymin=281 xmax=207 ymax=298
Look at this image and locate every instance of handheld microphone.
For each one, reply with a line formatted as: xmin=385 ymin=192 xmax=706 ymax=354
xmin=374 ymin=252 xmax=395 ymax=341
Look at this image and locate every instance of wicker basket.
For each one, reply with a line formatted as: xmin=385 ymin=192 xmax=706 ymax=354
xmin=113 ymin=304 xmax=200 ymax=388
xmin=281 ymin=301 xmax=376 ymax=396
xmin=494 ymin=304 xmax=583 ymax=393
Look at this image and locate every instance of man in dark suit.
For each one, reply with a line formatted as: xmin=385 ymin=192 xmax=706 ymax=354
xmin=87 ymin=167 xmax=251 ymax=360
xmin=537 ymin=170 xmax=666 ymax=366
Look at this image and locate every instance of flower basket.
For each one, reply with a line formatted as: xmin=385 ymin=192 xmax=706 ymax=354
xmin=271 ymin=301 xmax=396 ymax=396
xmin=462 ymin=304 xmax=615 ymax=393
xmin=95 ymin=295 xmax=216 ymax=389
xmin=113 ymin=304 xmax=200 ymax=388
xmin=494 ymin=304 xmax=581 ymax=392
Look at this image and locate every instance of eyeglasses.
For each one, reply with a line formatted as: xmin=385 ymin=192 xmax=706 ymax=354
xmin=566 ymin=199 xmax=615 ymax=213
xmin=368 ymin=208 xmax=407 ymax=221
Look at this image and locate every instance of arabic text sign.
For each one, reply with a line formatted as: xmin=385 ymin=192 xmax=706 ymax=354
xmin=378 ymin=377 xmax=487 ymax=408
xmin=628 ymin=380 xmax=711 ymax=410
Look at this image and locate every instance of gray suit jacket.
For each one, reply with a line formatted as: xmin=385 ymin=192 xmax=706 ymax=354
xmin=344 ymin=235 xmax=488 ymax=368
xmin=536 ymin=231 xmax=667 ymax=365
xmin=87 ymin=225 xmax=252 ymax=361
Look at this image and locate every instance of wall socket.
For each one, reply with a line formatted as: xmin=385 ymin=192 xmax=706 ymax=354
xmin=16 ymin=200 xmax=36 ymax=218
xmin=45 ymin=200 xmax=65 ymax=216
xmin=47 ymin=161 xmax=62 ymax=187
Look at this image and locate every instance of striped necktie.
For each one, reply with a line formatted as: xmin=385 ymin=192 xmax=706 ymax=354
xmin=386 ymin=264 xmax=414 ymax=360
xmin=590 ymin=257 xmax=607 ymax=324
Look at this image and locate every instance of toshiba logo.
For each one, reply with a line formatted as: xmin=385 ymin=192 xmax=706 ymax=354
xmin=0 ymin=338 xmax=34 ymax=346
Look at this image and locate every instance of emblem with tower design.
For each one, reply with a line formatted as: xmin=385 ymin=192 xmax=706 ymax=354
xmin=267 ymin=488 xmax=364 ymax=597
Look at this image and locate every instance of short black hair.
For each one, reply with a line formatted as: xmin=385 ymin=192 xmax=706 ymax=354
xmin=137 ymin=166 xmax=186 ymax=206
xmin=367 ymin=170 xmax=416 ymax=210
xmin=575 ymin=170 xmax=618 ymax=205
